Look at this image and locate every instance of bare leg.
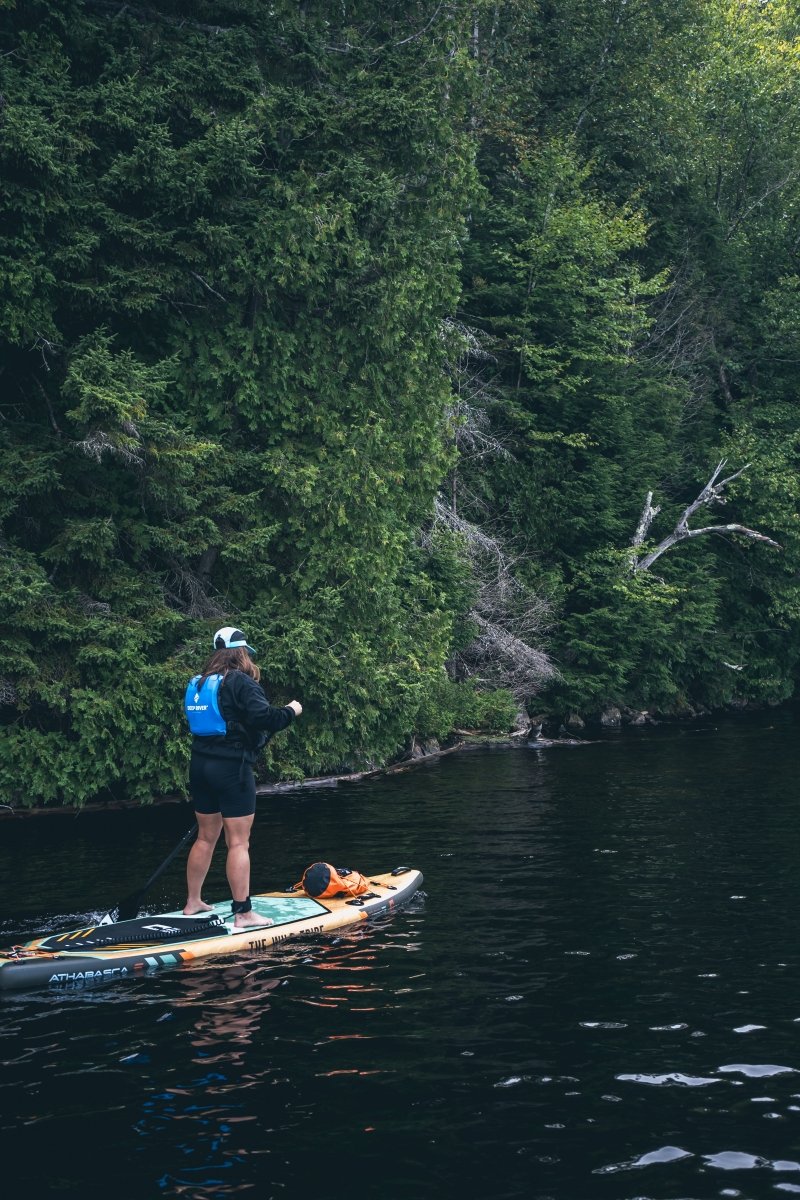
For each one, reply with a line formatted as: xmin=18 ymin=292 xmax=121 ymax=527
xmin=223 ymin=813 xmax=273 ymax=928
xmin=183 ymin=812 xmax=223 ymax=914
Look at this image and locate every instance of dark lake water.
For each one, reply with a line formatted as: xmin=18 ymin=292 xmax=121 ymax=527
xmin=2 ymin=709 xmax=800 ymax=1199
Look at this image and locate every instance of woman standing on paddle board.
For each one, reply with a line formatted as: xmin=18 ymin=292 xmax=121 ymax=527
xmin=183 ymin=626 xmax=302 ymax=929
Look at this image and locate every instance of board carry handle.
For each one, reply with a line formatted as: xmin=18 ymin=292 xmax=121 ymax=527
xmin=345 ymin=892 xmax=380 ymax=906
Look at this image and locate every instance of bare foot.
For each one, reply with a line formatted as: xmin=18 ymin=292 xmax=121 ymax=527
xmin=234 ymin=911 xmax=275 ymax=929
xmin=183 ymin=900 xmax=214 ymax=915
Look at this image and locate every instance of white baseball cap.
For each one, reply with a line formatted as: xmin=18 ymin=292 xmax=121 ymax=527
xmin=213 ymin=626 xmax=256 ymax=654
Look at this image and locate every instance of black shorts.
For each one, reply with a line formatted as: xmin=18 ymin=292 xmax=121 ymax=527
xmin=189 ymin=754 xmax=257 ymax=819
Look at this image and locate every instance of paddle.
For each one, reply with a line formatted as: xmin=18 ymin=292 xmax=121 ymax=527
xmin=99 ymin=823 xmax=198 ymax=924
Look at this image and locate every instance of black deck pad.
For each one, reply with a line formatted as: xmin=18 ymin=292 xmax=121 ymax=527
xmin=39 ymin=914 xmax=228 ymax=952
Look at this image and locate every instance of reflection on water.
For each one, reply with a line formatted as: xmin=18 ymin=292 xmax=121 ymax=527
xmin=2 ymin=710 xmax=800 ymax=1198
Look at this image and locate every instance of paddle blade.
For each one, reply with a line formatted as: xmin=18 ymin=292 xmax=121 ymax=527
xmin=115 ymin=891 xmax=146 ymax=922
xmin=100 ymin=823 xmax=198 ymax=925
xmin=98 ymin=891 xmax=141 ymax=925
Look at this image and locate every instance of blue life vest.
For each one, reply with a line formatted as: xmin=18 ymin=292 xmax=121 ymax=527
xmin=184 ymin=674 xmax=227 ymax=737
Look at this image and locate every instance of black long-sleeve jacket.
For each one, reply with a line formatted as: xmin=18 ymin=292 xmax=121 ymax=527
xmin=190 ymin=669 xmax=295 ymax=763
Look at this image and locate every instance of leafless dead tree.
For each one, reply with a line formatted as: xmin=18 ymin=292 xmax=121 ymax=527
xmin=440 ymin=318 xmax=512 ymax=514
xmin=426 ymin=497 xmax=557 ymax=699
xmin=425 ymin=320 xmax=557 ymax=699
xmin=630 ymin=460 xmax=781 ymax=574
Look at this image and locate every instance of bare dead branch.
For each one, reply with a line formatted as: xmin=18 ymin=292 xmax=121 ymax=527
xmin=631 ymin=491 xmax=660 ymax=548
xmin=676 ymin=459 xmax=748 ymax=528
xmin=428 ymin=497 xmax=557 ymax=698
xmin=681 ymin=523 xmax=780 ymax=546
xmin=32 ymin=332 xmax=61 ymax=371
xmin=33 ymin=377 xmax=61 ymax=436
xmin=394 ymin=3 xmax=445 ymax=47
xmin=432 ymin=318 xmax=558 ymax=697
xmin=459 ymin=613 xmax=557 ymax=694
xmin=630 ymin=461 xmax=781 ymax=573
xmin=190 ymin=272 xmax=228 ymax=303
xmin=163 ymin=566 xmax=226 ymax=619
xmin=726 ymin=170 xmax=799 ymax=241
xmin=79 ymin=594 xmax=112 ymax=615
xmin=74 ymin=429 xmax=144 ymax=468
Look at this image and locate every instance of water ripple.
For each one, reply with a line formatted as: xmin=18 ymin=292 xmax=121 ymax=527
xmin=5 ymin=723 xmax=800 ymax=1198
xmin=718 ymin=1063 xmax=798 ymax=1078
xmin=617 ymin=1072 xmax=723 ymax=1087
xmin=594 ymin=1144 xmax=693 ymax=1173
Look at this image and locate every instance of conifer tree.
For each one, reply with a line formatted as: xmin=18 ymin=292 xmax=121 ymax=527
xmin=0 ymin=1 xmax=478 ymax=804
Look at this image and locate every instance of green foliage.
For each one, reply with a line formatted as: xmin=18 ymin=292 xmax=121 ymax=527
xmin=552 ymin=548 xmax=726 ymax=712
xmin=456 ymin=0 xmax=800 ymax=717
xmin=0 ymin=0 xmax=482 ymax=806
xmin=4 ymin=0 xmax=800 ymax=807
xmin=413 ymin=674 xmax=518 ymax=739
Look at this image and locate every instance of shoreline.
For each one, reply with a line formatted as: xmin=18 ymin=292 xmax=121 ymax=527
xmin=11 ymin=697 xmax=781 ymax=818
xmin=0 ymin=728 xmax=596 ymax=819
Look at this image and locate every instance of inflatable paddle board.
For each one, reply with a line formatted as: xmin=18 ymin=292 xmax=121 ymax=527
xmin=0 ymin=866 xmax=422 ymax=992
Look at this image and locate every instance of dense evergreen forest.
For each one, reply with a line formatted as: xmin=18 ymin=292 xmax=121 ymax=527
xmin=2 ymin=0 xmax=800 ymax=806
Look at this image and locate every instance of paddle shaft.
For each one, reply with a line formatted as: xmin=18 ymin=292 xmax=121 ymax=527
xmin=104 ymin=823 xmax=198 ymax=923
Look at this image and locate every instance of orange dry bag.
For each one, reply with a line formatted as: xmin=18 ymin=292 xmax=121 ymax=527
xmin=299 ymin=862 xmax=370 ymax=899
